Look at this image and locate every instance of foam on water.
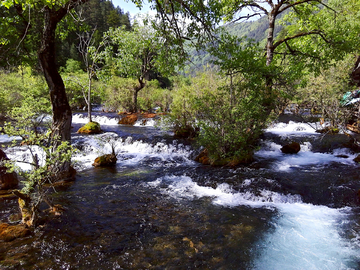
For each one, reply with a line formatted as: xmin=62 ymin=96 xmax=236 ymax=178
xmin=134 ymin=118 xmax=156 ymax=127
xmin=72 ymin=114 xmax=119 ymax=125
xmin=5 ymin=145 xmax=46 ymax=171
xmin=0 ymin=134 xmax=22 ymax=143
xmin=147 ymin=175 xmax=359 ymax=269
xmin=266 ymin=121 xmax=318 ymax=135
xmin=255 ymin=204 xmax=358 ymax=270
xmin=255 ymin=141 xmax=357 ymax=171
xmin=73 ymin=132 xmax=194 ymax=170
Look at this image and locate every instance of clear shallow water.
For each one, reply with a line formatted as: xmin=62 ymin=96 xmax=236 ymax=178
xmin=0 ymin=115 xmax=359 ymax=269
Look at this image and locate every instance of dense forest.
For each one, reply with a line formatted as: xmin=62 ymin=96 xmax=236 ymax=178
xmin=0 ymin=0 xmax=360 ymax=228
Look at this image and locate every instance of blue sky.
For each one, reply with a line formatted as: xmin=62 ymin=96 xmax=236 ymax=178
xmin=111 ymin=0 xmax=150 ymax=17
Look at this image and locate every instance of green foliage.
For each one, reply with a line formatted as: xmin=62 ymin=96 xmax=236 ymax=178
xmin=0 ymin=69 xmax=50 ymax=116
xmin=137 ymin=80 xmax=171 ymax=112
xmin=165 ymin=72 xmax=218 ymax=134
xmin=103 ymin=23 xmax=177 ymax=80
xmin=102 ymin=77 xmax=135 ymax=111
xmin=295 ymin=55 xmax=357 ymax=128
xmin=102 ymin=76 xmax=170 ymax=112
xmin=2 ymin=95 xmax=75 ymax=226
xmin=196 ymin=82 xmax=268 ymax=160
xmin=278 ymin=0 xmax=360 ymax=74
xmin=63 ymin=71 xmax=104 ymax=110
xmin=62 ymin=59 xmax=82 ymax=74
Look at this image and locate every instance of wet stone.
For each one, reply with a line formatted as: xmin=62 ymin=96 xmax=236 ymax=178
xmin=0 ymin=223 xmax=31 ymax=242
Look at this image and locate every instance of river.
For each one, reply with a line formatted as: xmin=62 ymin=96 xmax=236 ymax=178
xmin=0 ymin=112 xmax=359 ymax=269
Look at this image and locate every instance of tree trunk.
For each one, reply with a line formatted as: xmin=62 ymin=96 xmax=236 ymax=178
xmin=131 ymin=78 xmax=146 ymax=113
xmin=88 ymin=72 xmax=92 ymax=122
xmin=38 ymin=6 xmax=74 ymax=177
xmin=38 ymin=7 xmax=72 ymax=144
xmin=266 ymin=12 xmax=276 ymax=66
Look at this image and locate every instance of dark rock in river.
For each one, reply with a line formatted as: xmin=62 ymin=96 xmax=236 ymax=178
xmin=353 ymin=154 xmax=360 ymax=163
xmin=195 ymin=149 xmax=210 ymax=165
xmin=281 ymin=142 xmax=301 ymax=154
xmin=174 ymin=125 xmax=199 ymax=139
xmin=92 ymin=154 xmax=117 ymax=167
xmin=0 ymin=149 xmax=18 ymax=190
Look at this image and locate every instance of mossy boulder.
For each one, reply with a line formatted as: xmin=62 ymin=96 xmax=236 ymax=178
xmin=77 ymin=121 xmax=102 ymax=134
xmin=281 ymin=142 xmax=301 ymax=154
xmin=92 ymin=154 xmax=117 ymax=167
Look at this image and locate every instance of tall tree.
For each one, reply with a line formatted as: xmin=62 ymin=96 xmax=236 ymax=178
xmin=77 ymin=28 xmax=108 ymax=122
xmin=1 ymin=0 xmax=90 ymax=176
xmin=103 ymin=23 xmax=179 ymax=113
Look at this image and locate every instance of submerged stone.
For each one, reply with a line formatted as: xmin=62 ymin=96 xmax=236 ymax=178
xmin=77 ymin=121 xmax=102 ymax=134
xmin=0 ymin=223 xmax=31 ymax=242
xmin=353 ymin=154 xmax=360 ymax=163
xmin=281 ymin=142 xmax=301 ymax=154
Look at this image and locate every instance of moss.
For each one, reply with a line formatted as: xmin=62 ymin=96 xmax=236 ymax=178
xmin=77 ymin=121 xmax=101 ymax=134
xmin=92 ymin=154 xmax=117 ymax=167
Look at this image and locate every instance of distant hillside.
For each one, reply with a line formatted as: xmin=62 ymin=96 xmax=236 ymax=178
xmin=225 ymin=16 xmax=269 ymax=44
xmin=184 ymin=16 xmax=283 ymax=74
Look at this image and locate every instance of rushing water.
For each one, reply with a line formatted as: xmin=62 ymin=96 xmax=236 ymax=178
xmin=0 ymin=113 xmax=359 ymax=269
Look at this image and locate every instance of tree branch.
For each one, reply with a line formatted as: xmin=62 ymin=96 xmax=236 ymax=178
xmin=273 ymin=30 xmax=328 ymax=51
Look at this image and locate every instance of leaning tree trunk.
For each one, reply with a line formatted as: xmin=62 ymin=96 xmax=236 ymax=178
xmin=38 ymin=6 xmax=73 ymax=175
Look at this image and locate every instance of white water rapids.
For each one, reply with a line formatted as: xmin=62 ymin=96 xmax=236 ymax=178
xmin=1 ymin=115 xmax=359 ymax=269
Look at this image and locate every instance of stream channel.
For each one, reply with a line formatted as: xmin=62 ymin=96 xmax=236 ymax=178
xmin=0 ymin=112 xmax=360 ymax=269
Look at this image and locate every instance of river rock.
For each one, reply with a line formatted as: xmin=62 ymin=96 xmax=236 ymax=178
xmin=281 ymin=142 xmax=301 ymax=154
xmin=194 ymin=149 xmax=210 ymax=165
xmin=0 ymin=223 xmax=31 ymax=242
xmin=174 ymin=125 xmax=199 ymax=139
xmin=353 ymin=154 xmax=360 ymax=163
xmin=119 ymin=114 xmax=138 ymax=125
xmin=92 ymin=154 xmax=117 ymax=167
xmin=0 ymin=149 xmax=18 ymax=190
xmin=77 ymin=121 xmax=102 ymax=134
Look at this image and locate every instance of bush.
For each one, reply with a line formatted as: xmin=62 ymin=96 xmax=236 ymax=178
xmin=2 ymin=98 xmax=75 ymax=227
xmin=0 ymin=68 xmax=49 ymax=116
xmin=103 ymin=77 xmax=171 ymax=112
xmin=195 ymin=73 xmax=270 ymax=162
xmin=294 ymin=55 xmax=356 ymax=129
xmin=64 ymin=72 xmax=104 ymax=110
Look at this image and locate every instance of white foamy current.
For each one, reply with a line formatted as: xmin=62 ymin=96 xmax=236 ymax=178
xmin=146 ymin=175 xmax=359 ymax=270
xmin=72 ymin=132 xmax=194 ymax=170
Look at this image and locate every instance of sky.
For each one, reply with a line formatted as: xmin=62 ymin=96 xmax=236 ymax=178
xmin=111 ymin=0 xmax=151 ymax=17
